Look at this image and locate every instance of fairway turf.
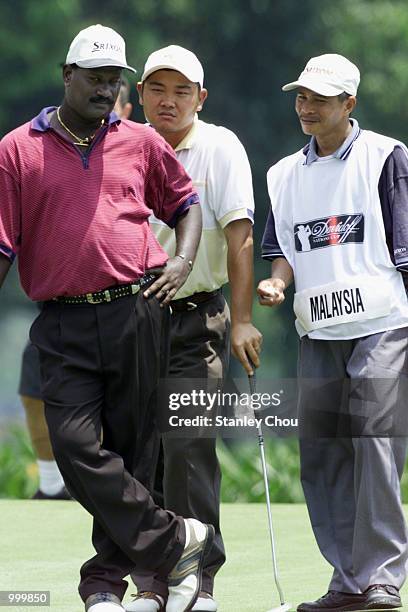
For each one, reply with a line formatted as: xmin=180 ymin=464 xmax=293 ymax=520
xmin=1 ymin=501 xmax=407 ymax=611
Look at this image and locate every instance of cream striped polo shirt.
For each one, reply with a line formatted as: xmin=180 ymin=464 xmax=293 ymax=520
xmin=149 ymin=118 xmax=255 ymax=299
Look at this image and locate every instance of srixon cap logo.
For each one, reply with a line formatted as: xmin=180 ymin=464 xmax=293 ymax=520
xmin=92 ymin=41 xmax=122 ymax=53
xmin=294 ymin=213 xmax=364 ymax=252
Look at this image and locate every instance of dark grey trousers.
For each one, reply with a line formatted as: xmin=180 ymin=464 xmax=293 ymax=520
xmin=30 ymin=293 xmax=185 ymax=602
xmin=131 ymin=291 xmax=230 ymax=597
xmin=298 ymin=328 xmax=408 ymax=593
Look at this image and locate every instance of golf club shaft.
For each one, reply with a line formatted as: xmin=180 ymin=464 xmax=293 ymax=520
xmin=257 ymin=421 xmax=285 ymax=605
xmin=249 ymin=369 xmax=286 ymax=606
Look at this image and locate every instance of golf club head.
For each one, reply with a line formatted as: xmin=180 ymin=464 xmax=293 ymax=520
xmin=265 ymin=603 xmax=292 ymax=612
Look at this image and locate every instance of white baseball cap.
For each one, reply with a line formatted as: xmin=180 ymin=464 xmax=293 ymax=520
xmin=66 ymin=24 xmax=136 ymax=73
xmin=282 ymin=54 xmax=360 ymax=96
xmin=141 ymin=45 xmax=204 ymax=87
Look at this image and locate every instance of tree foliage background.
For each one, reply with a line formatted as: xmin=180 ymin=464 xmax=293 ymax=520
xmin=2 ymin=0 xmax=408 ymax=411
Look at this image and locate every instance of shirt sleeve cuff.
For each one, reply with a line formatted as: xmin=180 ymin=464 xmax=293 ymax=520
xmin=218 ymin=207 xmax=254 ymax=229
xmin=261 ymin=249 xmax=284 ymax=261
xmin=397 ymin=261 xmax=408 ymax=273
xmin=166 ymin=194 xmax=200 ymax=229
xmin=0 ymin=243 xmax=16 ymax=263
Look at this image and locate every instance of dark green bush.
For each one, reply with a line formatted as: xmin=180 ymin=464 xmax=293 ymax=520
xmin=0 ymin=425 xmax=37 ymax=498
xmin=3 ymin=426 xmax=408 ymax=505
xmin=218 ymin=438 xmax=303 ymax=503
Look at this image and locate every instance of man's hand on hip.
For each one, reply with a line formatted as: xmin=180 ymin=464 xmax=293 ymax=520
xmin=143 ymin=257 xmax=190 ymax=306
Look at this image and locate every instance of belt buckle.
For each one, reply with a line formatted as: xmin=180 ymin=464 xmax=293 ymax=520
xmin=86 ymin=292 xmax=103 ymax=304
xmin=186 ymin=301 xmax=197 ymax=311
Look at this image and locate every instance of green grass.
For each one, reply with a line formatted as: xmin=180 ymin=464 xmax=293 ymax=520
xmin=2 ymin=501 xmax=408 ymax=611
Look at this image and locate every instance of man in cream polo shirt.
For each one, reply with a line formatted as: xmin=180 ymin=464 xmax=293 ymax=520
xmin=126 ymin=46 xmax=262 ymax=612
xmin=258 ymin=54 xmax=408 ymax=612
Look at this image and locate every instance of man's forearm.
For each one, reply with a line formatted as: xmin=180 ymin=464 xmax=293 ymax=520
xmin=225 ymin=220 xmax=254 ymax=324
xmin=257 ymin=257 xmax=293 ymax=307
xmin=174 ymin=204 xmax=202 ymax=263
xmin=225 ymin=219 xmax=262 ymax=374
xmin=271 ymin=257 xmax=294 ymax=289
xmin=143 ymin=204 xmax=202 ymax=305
xmin=0 ymin=254 xmax=11 ymax=289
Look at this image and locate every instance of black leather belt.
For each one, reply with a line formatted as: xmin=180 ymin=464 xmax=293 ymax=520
xmin=170 ymin=289 xmax=221 ymax=312
xmin=51 ymin=273 xmax=157 ymax=305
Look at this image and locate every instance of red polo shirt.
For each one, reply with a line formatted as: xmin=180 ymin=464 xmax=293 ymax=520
xmin=0 ymin=108 xmax=199 ymax=300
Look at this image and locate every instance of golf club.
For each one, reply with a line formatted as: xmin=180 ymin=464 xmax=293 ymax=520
xmin=248 ymin=365 xmax=292 ymax=612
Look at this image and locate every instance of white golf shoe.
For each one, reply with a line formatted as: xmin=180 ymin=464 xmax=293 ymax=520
xmin=124 ymin=592 xmax=165 ymax=611
xmin=192 ymin=592 xmax=218 ymax=611
xmin=166 ymin=518 xmax=215 ymax=612
xmin=85 ymin=592 xmax=124 ymax=611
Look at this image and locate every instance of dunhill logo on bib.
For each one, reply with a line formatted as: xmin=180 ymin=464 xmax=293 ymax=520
xmin=294 ymin=213 xmax=364 ymax=252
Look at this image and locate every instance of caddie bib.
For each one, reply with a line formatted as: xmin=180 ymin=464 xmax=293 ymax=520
xmin=267 ymin=130 xmax=408 ymax=340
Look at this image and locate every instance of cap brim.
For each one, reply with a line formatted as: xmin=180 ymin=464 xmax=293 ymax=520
xmin=75 ymin=58 xmax=137 ymax=73
xmin=282 ymin=77 xmax=344 ymax=97
xmin=141 ymin=64 xmax=203 ymax=86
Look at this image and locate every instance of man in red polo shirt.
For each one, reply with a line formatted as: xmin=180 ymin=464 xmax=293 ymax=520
xmin=17 ymin=77 xmax=133 ymax=503
xmin=0 ymin=24 xmax=211 ymax=612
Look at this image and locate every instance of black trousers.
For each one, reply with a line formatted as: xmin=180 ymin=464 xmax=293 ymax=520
xmin=132 ymin=291 xmax=230 ymax=597
xmin=30 ymin=292 xmax=185 ymax=602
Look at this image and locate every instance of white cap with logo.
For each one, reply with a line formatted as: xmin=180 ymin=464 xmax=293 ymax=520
xmin=66 ymin=24 xmax=136 ymax=73
xmin=282 ymin=53 xmax=360 ymax=96
xmin=141 ymin=45 xmax=204 ymax=87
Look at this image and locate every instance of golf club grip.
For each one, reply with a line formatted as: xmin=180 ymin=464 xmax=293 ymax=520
xmin=248 ymin=358 xmax=256 ymax=395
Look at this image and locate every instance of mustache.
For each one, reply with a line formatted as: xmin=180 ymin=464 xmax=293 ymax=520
xmin=89 ymin=95 xmax=114 ymax=104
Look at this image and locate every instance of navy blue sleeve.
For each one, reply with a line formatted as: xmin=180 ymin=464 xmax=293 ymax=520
xmin=261 ymin=208 xmax=284 ymax=260
xmin=378 ymin=146 xmax=408 ymax=290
